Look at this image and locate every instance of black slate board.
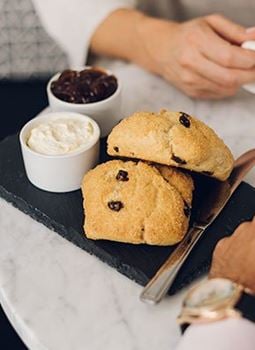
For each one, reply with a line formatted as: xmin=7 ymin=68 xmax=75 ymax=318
xmin=1 ymin=134 xmax=255 ymax=294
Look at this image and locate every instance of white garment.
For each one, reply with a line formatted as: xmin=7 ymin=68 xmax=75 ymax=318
xmin=176 ymin=318 xmax=255 ymax=350
xmin=31 ymin=1 xmax=255 ymax=349
xmin=32 ymin=0 xmax=135 ymax=67
xmin=0 ymin=0 xmax=68 ymax=78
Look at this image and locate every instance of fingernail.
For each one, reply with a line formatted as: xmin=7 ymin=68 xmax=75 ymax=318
xmin=246 ymin=27 xmax=255 ymax=33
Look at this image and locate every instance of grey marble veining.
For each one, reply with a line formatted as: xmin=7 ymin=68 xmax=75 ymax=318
xmin=0 ymin=60 xmax=254 ymax=350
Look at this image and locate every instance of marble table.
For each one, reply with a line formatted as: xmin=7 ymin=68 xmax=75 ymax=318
xmin=0 ymin=60 xmax=255 ymax=350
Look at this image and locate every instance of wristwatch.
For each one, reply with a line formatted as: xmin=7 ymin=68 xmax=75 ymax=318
xmin=178 ymin=278 xmax=255 ymax=332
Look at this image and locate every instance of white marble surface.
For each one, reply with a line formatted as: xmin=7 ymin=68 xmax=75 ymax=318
xmin=0 ymin=60 xmax=255 ymax=350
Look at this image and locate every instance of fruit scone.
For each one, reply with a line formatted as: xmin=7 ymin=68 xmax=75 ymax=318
xmin=82 ymin=160 xmax=194 ymax=246
xmin=107 ymin=109 xmax=234 ymax=181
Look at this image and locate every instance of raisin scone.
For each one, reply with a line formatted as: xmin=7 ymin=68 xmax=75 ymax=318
xmin=107 ymin=109 xmax=234 ymax=181
xmin=82 ymin=160 xmax=194 ymax=246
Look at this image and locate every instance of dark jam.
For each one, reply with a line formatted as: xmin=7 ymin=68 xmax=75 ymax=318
xmin=50 ymin=68 xmax=118 ymax=104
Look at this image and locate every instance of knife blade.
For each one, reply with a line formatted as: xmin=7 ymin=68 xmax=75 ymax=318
xmin=140 ymin=148 xmax=255 ymax=304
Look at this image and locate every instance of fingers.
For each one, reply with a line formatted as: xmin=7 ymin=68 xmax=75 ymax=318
xmin=163 ymin=16 xmax=255 ymax=99
xmin=180 ymin=51 xmax=230 ymax=87
xmin=185 ymin=51 xmax=255 ymax=89
xmin=193 ymin=91 xmax=233 ymax=100
xmin=176 ymin=68 xmax=238 ymax=99
xmin=185 ymin=85 xmax=236 ymax=100
xmin=201 ymin=27 xmax=255 ymax=69
xmin=205 ymin=14 xmax=255 ymax=44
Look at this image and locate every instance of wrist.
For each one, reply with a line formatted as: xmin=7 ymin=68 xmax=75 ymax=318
xmin=209 ymin=269 xmax=255 ymax=296
xmin=90 ymin=9 xmax=145 ymax=61
xmin=178 ymin=277 xmax=255 ymax=334
xmin=134 ymin=16 xmax=179 ymax=74
xmin=119 ymin=10 xmax=149 ymax=62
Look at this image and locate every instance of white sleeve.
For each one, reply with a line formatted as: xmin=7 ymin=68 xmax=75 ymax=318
xmin=32 ymin=0 xmax=136 ymax=66
xmin=175 ymin=318 xmax=255 ymax=350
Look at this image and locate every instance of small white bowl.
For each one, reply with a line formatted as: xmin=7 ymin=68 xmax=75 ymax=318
xmin=47 ymin=67 xmax=122 ymax=137
xmin=19 ymin=112 xmax=100 ymax=193
xmin=242 ymin=41 xmax=255 ymax=94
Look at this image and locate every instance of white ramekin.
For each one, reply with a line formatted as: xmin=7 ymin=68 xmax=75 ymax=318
xmin=47 ymin=67 xmax=122 ymax=137
xmin=242 ymin=41 xmax=255 ymax=94
xmin=19 ymin=112 xmax=100 ymax=193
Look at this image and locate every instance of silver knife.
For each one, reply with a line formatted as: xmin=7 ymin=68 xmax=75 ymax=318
xmin=140 ymin=148 xmax=255 ymax=304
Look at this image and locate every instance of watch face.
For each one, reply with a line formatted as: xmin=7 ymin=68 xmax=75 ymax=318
xmin=184 ymin=278 xmax=241 ymax=311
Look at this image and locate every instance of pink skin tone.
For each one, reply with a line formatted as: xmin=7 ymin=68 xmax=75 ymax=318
xmin=91 ymin=10 xmax=255 ymax=99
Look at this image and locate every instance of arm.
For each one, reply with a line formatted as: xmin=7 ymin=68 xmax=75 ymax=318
xmin=31 ymin=0 xmax=136 ymax=66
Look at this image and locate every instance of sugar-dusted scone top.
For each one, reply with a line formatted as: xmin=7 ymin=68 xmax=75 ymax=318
xmin=107 ymin=109 xmax=234 ymax=181
xmin=155 ymin=164 xmax=194 ymax=206
xmin=82 ymin=160 xmax=194 ymax=246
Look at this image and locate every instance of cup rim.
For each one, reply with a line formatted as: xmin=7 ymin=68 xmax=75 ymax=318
xmin=46 ymin=65 xmax=121 ymax=109
xmin=19 ymin=111 xmax=100 ymax=159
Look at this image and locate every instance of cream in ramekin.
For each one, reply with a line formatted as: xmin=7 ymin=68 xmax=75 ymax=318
xmin=19 ymin=112 xmax=100 ymax=193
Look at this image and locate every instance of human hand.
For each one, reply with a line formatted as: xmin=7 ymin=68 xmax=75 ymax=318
xmin=137 ymin=14 xmax=255 ymax=99
xmin=209 ymin=217 xmax=255 ymax=293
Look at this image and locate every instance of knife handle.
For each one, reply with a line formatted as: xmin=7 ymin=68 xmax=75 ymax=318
xmin=140 ymin=226 xmax=204 ymax=304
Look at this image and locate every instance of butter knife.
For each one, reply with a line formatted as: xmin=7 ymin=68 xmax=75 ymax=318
xmin=140 ymin=149 xmax=255 ymax=304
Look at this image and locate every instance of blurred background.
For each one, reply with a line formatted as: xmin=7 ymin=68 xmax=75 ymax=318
xmin=0 ymin=1 xmax=68 ymax=347
xmin=0 ymin=0 xmax=68 ymax=141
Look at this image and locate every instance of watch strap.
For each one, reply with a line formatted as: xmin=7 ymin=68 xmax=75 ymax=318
xmin=236 ymin=292 xmax=255 ymax=323
xmin=180 ymin=323 xmax=190 ymax=334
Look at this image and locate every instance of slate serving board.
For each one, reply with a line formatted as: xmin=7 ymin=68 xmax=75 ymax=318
xmin=1 ymin=134 xmax=255 ymax=294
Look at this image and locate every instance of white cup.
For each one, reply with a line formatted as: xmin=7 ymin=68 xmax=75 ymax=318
xmin=242 ymin=41 xmax=255 ymax=94
xmin=19 ymin=112 xmax=100 ymax=193
xmin=47 ymin=67 xmax=122 ymax=137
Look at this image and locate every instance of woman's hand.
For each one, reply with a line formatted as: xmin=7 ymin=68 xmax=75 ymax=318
xmin=210 ymin=217 xmax=255 ymax=293
xmin=136 ymin=14 xmax=255 ymax=99
xmin=91 ymin=10 xmax=255 ymax=99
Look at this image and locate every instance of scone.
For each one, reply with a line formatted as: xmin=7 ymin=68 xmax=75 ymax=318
xmin=82 ymin=160 xmax=194 ymax=246
xmin=107 ymin=109 xmax=234 ymax=181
